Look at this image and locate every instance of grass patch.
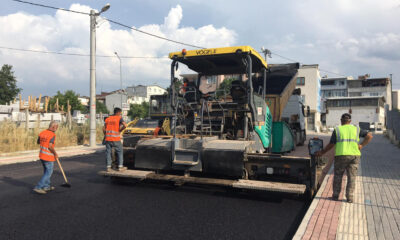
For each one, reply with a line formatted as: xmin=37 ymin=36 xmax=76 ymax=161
xmin=0 ymin=121 xmax=104 ymax=153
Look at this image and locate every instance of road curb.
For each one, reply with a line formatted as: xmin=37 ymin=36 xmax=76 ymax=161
xmin=292 ymin=166 xmax=333 ymax=239
xmin=0 ymin=146 xmax=105 ymax=166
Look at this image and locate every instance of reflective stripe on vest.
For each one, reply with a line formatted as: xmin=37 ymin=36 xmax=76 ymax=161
xmin=38 ymin=130 xmax=56 ymax=161
xmin=335 ymin=124 xmax=361 ymax=156
xmin=105 ymin=115 xmax=121 ymax=141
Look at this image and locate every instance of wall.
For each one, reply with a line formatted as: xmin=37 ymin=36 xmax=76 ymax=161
xmin=326 ymin=106 xmax=384 ymax=127
xmin=392 ymin=90 xmax=400 ymax=110
xmin=199 ymin=75 xmax=225 ymax=94
xmin=105 ymin=93 xmax=128 ymax=114
xmin=296 ymin=65 xmax=321 ymax=130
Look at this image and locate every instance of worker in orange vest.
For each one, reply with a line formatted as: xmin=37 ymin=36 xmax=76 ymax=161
xmin=103 ymin=107 xmax=127 ymax=171
xmin=33 ymin=121 xmax=59 ymax=194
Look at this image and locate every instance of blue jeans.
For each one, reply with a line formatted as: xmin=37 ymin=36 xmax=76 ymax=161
xmin=105 ymin=141 xmax=123 ymax=167
xmin=35 ymin=160 xmax=54 ymax=189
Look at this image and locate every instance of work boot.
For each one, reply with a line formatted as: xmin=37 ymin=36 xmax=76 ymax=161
xmin=33 ymin=188 xmax=47 ymax=195
xmin=117 ymin=166 xmax=127 ymax=171
xmin=347 ymin=198 xmax=353 ymax=203
xmin=106 ymin=166 xmax=113 ymax=172
xmin=44 ymin=186 xmax=55 ymax=192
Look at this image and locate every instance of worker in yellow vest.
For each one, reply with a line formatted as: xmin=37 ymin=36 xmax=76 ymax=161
xmin=316 ymin=113 xmax=372 ymax=203
xmin=33 ymin=121 xmax=59 ymax=194
xmin=103 ymin=108 xmax=127 ymax=171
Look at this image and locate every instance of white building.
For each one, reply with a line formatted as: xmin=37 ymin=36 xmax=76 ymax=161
xmin=295 ymin=64 xmax=322 ymax=131
xmin=78 ymin=96 xmax=89 ymax=106
xmin=126 ymin=85 xmax=167 ymax=104
xmin=325 ymin=96 xmax=385 ymax=127
xmin=393 ymin=90 xmax=400 ymax=110
xmin=347 ymin=76 xmax=392 ymax=110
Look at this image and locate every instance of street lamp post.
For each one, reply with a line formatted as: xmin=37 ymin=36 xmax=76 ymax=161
xmin=114 ymin=52 xmax=122 ymax=111
xmin=89 ymin=3 xmax=110 ymax=148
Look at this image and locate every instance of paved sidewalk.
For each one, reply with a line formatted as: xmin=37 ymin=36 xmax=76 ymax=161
xmin=0 ymin=145 xmax=104 ymax=166
xmin=294 ymin=134 xmax=400 ymax=240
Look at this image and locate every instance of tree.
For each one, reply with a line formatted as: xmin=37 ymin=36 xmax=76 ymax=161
xmin=128 ymin=102 xmax=149 ymax=119
xmin=0 ymin=64 xmax=21 ymax=105
xmin=166 ymin=78 xmax=183 ymax=94
xmin=216 ymin=77 xmax=235 ymax=98
xmin=49 ymin=90 xmax=85 ymax=112
xmin=96 ymin=100 xmax=109 ymax=114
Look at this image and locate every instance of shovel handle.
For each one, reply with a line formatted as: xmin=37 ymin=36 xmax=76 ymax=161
xmin=56 ymin=157 xmax=69 ymax=184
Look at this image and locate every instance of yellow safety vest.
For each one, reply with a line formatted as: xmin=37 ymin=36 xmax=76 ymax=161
xmin=335 ymin=124 xmax=361 ymax=156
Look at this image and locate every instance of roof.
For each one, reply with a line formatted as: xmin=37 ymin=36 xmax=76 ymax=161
xmin=168 ymin=46 xmax=267 ymax=75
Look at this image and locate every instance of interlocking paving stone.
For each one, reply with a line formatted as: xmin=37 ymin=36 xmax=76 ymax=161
xmin=295 ymin=134 xmax=400 ymax=240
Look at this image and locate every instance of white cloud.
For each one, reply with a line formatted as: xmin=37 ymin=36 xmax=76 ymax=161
xmin=0 ymin=4 xmax=236 ymax=97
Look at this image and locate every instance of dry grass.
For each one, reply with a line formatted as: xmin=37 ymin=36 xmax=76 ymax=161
xmin=0 ymin=121 xmax=104 ymax=153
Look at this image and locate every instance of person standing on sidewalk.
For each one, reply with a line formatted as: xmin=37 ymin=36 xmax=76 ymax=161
xmin=316 ymin=113 xmax=373 ymax=203
xmin=103 ymin=107 xmax=127 ymax=171
xmin=33 ymin=121 xmax=59 ymax=194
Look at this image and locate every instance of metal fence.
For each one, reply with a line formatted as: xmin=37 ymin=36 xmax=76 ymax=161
xmin=387 ymin=110 xmax=400 ymax=141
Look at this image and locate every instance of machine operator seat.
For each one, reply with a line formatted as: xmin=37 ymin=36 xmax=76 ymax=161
xmin=184 ymin=81 xmax=199 ymax=103
xmin=230 ymin=80 xmax=247 ymax=104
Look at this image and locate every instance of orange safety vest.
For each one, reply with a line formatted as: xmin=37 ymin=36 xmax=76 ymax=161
xmin=38 ymin=129 xmax=56 ymax=161
xmin=105 ymin=115 xmax=122 ymax=141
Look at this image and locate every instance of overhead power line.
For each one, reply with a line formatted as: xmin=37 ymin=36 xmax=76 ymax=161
xmin=268 ymin=51 xmax=347 ymax=77
xmin=0 ymin=46 xmax=168 ymax=59
xmin=11 ymin=0 xmax=349 ymax=77
xmin=11 ymin=0 xmax=90 ymax=15
xmin=10 ymin=0 xmax=204 ymax=49
xmin=105 ymin=18 xmax=204 ymax=49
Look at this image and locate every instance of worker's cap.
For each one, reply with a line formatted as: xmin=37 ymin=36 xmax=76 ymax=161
xmin=341 ymin=113 xmax=351 ymax=120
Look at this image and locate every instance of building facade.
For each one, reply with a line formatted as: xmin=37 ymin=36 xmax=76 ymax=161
xmin=347 ymin=76 xmax=392 ymax=109
xmin=393 ymin=90 xmax=400 ymax=110
xmin=126 ymin=85 xmax=167 ymax=104
xmin=295 ymin=64 xmax=322 ymax=131
xmin=104 ymin=91 xmax=129 ymax=119
xmin=325 ymin=96 xmax=385 ymax=127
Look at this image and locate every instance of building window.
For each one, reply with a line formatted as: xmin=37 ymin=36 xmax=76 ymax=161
xmin=369 ymin=92 xmax=379 ymax=96
xmin=206 ymin=76 xmax=217 ymax=85
xmin=296 ymin=77 xmax=305 ymax=86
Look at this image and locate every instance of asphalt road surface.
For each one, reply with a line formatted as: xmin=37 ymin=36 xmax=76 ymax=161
xmin=0 ymin=152 xmax=309 ymax=240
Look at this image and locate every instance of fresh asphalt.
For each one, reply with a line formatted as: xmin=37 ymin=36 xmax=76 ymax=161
xmin=0 ymin=152 xmax=309 ymax=240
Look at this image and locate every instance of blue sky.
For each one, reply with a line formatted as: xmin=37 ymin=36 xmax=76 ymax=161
xmin=1 ymin=0 xmax=400 ymax=97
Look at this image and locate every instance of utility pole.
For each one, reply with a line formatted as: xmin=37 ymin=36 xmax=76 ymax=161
xmin=114 ymin=52 xmax=122 ymax=111
xmin=89 ymin=4 xmax=110 ymax=148
xmin=390 ymin=74 xmax=393 ymax=110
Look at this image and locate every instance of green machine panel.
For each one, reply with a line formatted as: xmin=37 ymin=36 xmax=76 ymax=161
xmin=271 ymin=121 xmax=295 ymax=153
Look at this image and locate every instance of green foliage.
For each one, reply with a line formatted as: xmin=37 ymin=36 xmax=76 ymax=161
xmin=166 ymin=78 xmax=183 ymax=94
xmin=128 ymin=102 xmax=149 ymax=119
xmin=96 ymin=100 xmax=109 ymax=114
xmin=0 ymin=64 xmax=21 ymax=105
xmin=49 ymin=90 xmax=85 ymax=112
xmin=216 ymin=77 xmax=235 ymax=98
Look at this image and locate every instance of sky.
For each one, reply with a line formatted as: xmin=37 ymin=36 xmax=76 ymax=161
xmin=1 ymin=0 xmax=400 ymax=98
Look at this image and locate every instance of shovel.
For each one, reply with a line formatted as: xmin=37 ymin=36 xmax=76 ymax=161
xmin=55 ymin=157 xmax=71 ymax=188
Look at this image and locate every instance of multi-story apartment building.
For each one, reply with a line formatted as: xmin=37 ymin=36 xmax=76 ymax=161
xmin=126 ymin=85 xmax=167 ymax=104
xmin=321 ymin=75 xmax=392 ymax=128
xmin=295 ymin=64 xmax=322 ymax=131
xmin=325 ymin=96 xmax=385 ymax=127
xmin=347 ymin=75 xmax=392 ymax=109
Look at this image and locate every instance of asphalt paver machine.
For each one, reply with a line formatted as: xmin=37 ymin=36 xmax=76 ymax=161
xmin=101 ymin=46 xmax=320 ymax=196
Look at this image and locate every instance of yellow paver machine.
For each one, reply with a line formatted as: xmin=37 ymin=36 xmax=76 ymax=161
xmin=100 ymin=46 xmax=325 ymax=196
